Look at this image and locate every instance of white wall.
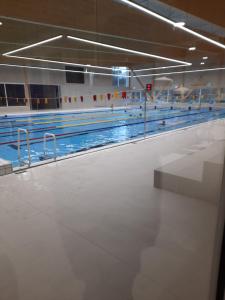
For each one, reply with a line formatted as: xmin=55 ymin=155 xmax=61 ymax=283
xmin=0 ymin=106 xmax=30 ymax=114
xmin=0 ymin=67 xmax=128 ymax=112
xmin=0 ymin=66 xmax=224 ymax=113
xmin=131 ymin=70 xmax=225 ymax=90
xmin=1 ymin=66 xmax=224 ymax=89
xmin=60 ymin=75 xmax=128 ymax=109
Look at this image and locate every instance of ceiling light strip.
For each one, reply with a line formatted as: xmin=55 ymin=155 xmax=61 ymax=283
xmin=0 ymin=63 xmax=224 ymax=79
xmin=0 ymin=63 xmax=130 ymax=77
xmin=118 ymin=0 xmax=225 ymax=50
xmin=4 ymin=54 xmax=114 ymax=70
xmin=133 ymin=64 xmax=189 ymax=72
xmin=133 ymin=67 xmax=225 ymax=78
xmin=3 ymin=35 xmax=63 ymax=56
xmin=5 ymin=54 xmax=190 ymax=73
xmin=2 ymin=34 xmax=191 ymax=71
xmin=118 ymin=0 xmax=174 ymax=25
xmin=181 ymin=26 xmax=225 ymax=49
xmin=67 ymin=35 xmax=191 ymax=65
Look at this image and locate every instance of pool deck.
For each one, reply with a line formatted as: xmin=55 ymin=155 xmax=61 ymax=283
xmin=0 ymin=103 xmax=223 ymax=117
xmin=0 ymin=119 xmax=225 ymax=300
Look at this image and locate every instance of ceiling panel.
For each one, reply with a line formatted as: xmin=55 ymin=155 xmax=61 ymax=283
xmin=0 ymin=0 xmax=224 ymax=70
xmin=159 ymin=0 xmax=225 ymax=28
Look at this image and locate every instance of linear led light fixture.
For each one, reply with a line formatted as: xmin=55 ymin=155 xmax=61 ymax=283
xmin=67 ymin=35 xmax=191 ymax=66
xmin=1 ymin=63 xmax=224 ymax=79
xmin=174 ymin=22 xmax=185 ymax=27
xmin=133 ymin=64 xmax=189 ymax=72
xmin=4 ymin=54 xmax=115 ymax=71
xmin=118 ymin=0 xmax=225 ymax=50
xmin=3 ymin=34 xmax=191 ymax=72
xmin=0 ymin=63 xmax=131 ymax=77
xmin=2 ymin=36 xmax=127 ymax=71
xmin=3 ymin=35 xmax=63 ymax=56
xmin=133 ymin=66 xmax=225 ymax=78
xmin=6 ymin=54 xmax=189 ymax=73
xmin=2 ymin=34 xmax=114 ymax=71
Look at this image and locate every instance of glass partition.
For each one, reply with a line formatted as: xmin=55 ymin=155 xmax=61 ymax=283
xmin=0 ymin=3 xmax=224 ymax=300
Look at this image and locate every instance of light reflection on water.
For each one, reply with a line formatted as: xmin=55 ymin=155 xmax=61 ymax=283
xmin=0 ymin=107 xmax=225 ymax=167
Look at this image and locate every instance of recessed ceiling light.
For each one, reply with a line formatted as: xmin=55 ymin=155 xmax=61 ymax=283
xmin=200 ymin=62 xmax=205 ymax=65
xmin=0 ymin=22 xmax=2 ymax=26
xmin=203 ymin=56 xmax=208 ymax=60
xmin=67 ymin=35 xmax=191 ymax=65
xmin=117 ymin=0 xmax=225 ymax=49
xmin=189 ymin=47 xmax=196 ymax=51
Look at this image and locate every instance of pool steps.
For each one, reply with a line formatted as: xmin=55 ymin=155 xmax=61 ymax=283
xmin=0 ymin=158 xmax=13 ymax=176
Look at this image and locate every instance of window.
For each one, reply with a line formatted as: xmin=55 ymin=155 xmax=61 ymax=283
xmin=6 ymin=84 xmax=25 ymax=106
xmin=0 ymin=84 xmax=6 ymax=106
xmin=29 ymin=84 xmax=60 ymax=110
xmin=65 ymin=66 xmax=85 ymax=84
xmin=112 ymin=67 xmax=129 ymax=88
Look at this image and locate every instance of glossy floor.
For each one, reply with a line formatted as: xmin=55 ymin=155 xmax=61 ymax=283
xmin=0 ymin=119 xmax=225 ymax=300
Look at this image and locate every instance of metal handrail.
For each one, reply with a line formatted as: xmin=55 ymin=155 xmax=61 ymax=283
xmin=43 ymin=133 xmax=57 ymax=161
xmin=18 ymin=128 xmax=31 ymax=167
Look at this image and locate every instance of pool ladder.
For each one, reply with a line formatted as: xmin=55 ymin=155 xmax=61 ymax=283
xmin=43 ymin=133 xmax=57 ymax=161
xmin=18 ymin=128 xmax=31 ymax=167
xmin=17 ymin=129 xmax=57 ymax=167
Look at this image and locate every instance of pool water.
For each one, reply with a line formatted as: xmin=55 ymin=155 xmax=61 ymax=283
xmin=0 ymin=106 xmax=225 ymax=167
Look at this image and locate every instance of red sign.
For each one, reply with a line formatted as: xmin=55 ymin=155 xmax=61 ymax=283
xmin=146 ymin=83 xmax=152 ymax=91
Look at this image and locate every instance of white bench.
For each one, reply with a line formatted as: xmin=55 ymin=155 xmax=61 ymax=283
xmin=154 ymin=142 xmax=225 ymax=202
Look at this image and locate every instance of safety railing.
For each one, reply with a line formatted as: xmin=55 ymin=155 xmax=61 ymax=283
xmin=17 ymin=128 xmax=31 ymax=167
xmin=43 ymin=133 xmax=57 ymax=161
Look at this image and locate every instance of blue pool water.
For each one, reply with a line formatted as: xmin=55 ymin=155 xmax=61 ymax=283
xmin=0 ymin=106 xmax=225 ymax=167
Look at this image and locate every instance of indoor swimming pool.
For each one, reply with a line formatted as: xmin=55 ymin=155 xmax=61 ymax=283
xmin=1 ymin=106 xmax=225 ymax=167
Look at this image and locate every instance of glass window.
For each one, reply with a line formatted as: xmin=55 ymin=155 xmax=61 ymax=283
xmin=0 ymin=84 xmax=6 ymax=106
xmin=6 ymin=84 xmax=25 ymax=106
xmin=112 ymin=67 xmax=129 ymax=88
xmin=29 ymin=84 xmax=60 ymax=110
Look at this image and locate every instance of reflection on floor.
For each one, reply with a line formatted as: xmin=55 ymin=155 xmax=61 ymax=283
xmin=154 ymin=141 xmax=224 ymax=202
xmin=0 ymin=119 xmax=225 ymax=300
